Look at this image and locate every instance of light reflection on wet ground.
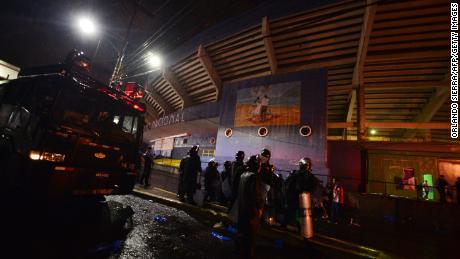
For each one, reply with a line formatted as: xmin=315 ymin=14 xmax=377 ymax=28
xmin=0 ymin=195 xmax=317 ymax=259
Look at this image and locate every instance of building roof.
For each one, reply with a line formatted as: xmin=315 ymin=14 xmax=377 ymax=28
xmin=143 ymin=0 xmax=455 ymax=143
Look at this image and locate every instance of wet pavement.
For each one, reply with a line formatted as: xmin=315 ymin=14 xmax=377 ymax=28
xmin=0 ymin=194 xmax=325 ymax=259
xmin=106 ymin=195 xmax=325 ymax=259
xmin=137 ymin=170 xmax=460 ymax=259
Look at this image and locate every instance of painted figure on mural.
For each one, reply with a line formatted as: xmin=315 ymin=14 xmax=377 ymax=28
xmin=252 ymin=97 xmax=262 ymax=118
xmin=251 ymin=94 xmax=271 ymax=122
xmin=422 ymin=180 xmax=430 ymax=200
xmin=402 ymin=167 xmax=416 ymax=191
xmin=260 ymin=94 xmax=270 ymax=121
xmin=235 ymin=82 xmax=301 ymax=127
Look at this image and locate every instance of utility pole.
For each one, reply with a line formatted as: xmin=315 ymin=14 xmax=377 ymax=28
xmin=109 ymin=0 xmax=140 ymax=86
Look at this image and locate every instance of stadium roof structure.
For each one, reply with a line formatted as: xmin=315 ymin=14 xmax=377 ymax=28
xmin=143 ymin=0 xmax=455 ymax=143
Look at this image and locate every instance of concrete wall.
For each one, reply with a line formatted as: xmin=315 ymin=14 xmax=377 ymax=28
xmin=327 ymin=141 xmax=363 ymax=192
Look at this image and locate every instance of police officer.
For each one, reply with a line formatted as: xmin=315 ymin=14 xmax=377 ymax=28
xmin=236 ymin=150 xmax=275 ymax=258
xmin=178 ymin=151 xmax=189 ymax=202
xmin=230 ymin=151 xmax=246 ymax=208
xmin=181 ymin=146 xmax=202 ymax=205
xmin=236 ymin=155 xmax=263 ymax=258
xmin=140 ymin=147 xmax=153 ymax=187
xmin=296 ymin=158 xmax=317 ymax=194
xmin=204 ymin=159 xmax=219 ymax=203
xmin=285 ymin=157 xmax=317 ymax=230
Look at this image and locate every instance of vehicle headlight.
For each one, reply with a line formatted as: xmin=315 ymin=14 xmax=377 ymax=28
xmin=29 ymin=150 xmax=41 ymax=160
xmin=29 ymin=150 xmax=66 ymax=162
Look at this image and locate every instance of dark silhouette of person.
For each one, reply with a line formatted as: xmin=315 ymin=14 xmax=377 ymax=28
xmin=284 ymin=157 xmax=317 ymax=230
xmin=236 ymin=153 xmax=274 ymax=259
xmin=181 ymin=146 xmax=202 ymax=205
xmin=436 ymin=175 xmax=448 ymax=203
xmin=221 ymin=161 xmax=233 ymax=204
xmin=140 ymin=147 xmax=153 ymax=187
xmin=229 ymin=151 xmax=246 ymax=210
xmin=204 ymin=160 xmax=219 ymax=203
xmin=177 ymin=151 xmax=190 ymax=202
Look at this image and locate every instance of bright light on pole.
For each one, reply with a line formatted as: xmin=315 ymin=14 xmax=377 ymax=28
xmin=147 ymin=52 xmax=162 ymax=68
xmin=77 ymin=16 xmax=97 ymax=35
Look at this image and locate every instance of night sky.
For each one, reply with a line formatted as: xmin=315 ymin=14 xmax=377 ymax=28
xmin=0 ymin=0 xmax=272 ymax=83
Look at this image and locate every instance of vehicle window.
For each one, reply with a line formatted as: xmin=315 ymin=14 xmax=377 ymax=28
xmin=55 ymin=86 xmax=94 ymax=127
xmin=122 ymin=116 xmax=134 ymax=133
xmin=132 ymin=116 xmax=138 ymax=134
xmin=112 ymin=115 xmax=120 ymax=125
xmin=7 ymin=107 xmax=30 ymax=130
xmin=35 ymin=80 xmax=59 ymax=114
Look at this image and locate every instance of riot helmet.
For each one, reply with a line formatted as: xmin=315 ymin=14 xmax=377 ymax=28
xmin=208 ymin=158 xmax=218 ymax=167
xmin=258 ymin=148 xmax=271 ymax=164
xmin=246 ymin=155 xmax=259 ymax=172
xmin=299 ymin=157 xmax=312 ymax=171
xmin=189 ymin=145 xmax=200 ymax=155
xmin=223 ymin=161 xmax=232 ymax=171
xmin=235 ymin=151 xmax=245 ymax=161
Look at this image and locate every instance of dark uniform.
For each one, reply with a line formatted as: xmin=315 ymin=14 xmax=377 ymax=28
xmin=236 ymin=150 xmax=275 ymax=258
xmin=285 ymin=158 xmax=317 ymax=230
xmin=140 ymin=148 xmax=153 ymax=187
xmin=181 ymin=146 xmax=202 ymax=205
xmin=204 ymin=161 xmax=219 ymax=202
xmin=436 ymin=176 xmax=448 ymax=203
xmin=178 ymin=155 xmax=188 ymax=201
xmin=230 ymin=151 xmax=246 ymax=209
xmin=236 ymin=156 xmax=264 ymax=259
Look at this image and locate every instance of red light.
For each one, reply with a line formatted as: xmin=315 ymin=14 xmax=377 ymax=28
xmin=54 ymin=166 xmax=76 ymax=172
xmin=124 ymin=82 xmax=144 ymax=99
xmin=133 ymin=90 xmax=144 ymax=99
xmin=124 ymin=82 xmax=135 ymax=96
xmin=133 ymin=104 xmax=144 ymax=112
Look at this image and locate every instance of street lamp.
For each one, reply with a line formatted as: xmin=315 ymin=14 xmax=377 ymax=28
xmin=147 ymin=52 xmax=162 ymax=69
xmin=75 ymin=14 xmax=121 ymax=85
xmin=73 ymin=14 xmax=163 ymax=86
xmin=76 ymin=15 xmax=98 ymax=36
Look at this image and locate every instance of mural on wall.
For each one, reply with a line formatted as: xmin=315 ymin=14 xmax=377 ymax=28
xmin=215 ymin=69 xmax=328 ymax=177
xmin=402 ymin=167 xmax=416 ymax=190
xmin=234 ymin=82 xmax=301 ymax=127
